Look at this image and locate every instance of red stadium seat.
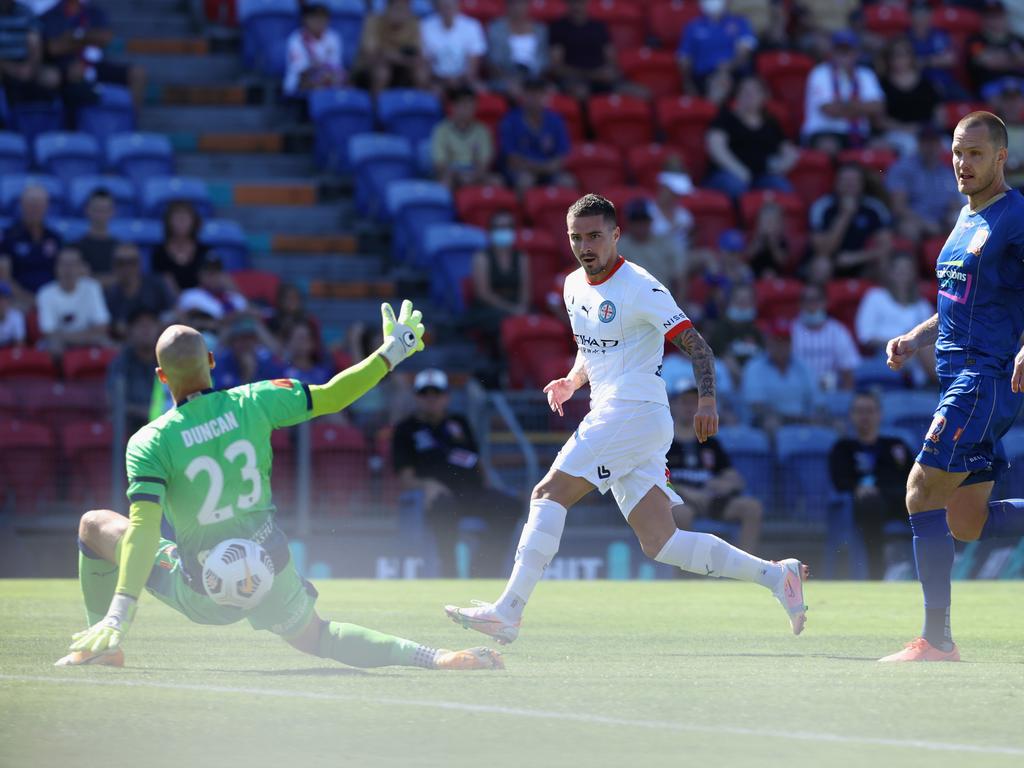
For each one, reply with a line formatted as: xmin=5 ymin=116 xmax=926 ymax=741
xmin=63 ymin=420 xmax=113 ymax=507
xmin=589 ymin=0 xmax=648 ymax=51
xmin=619 ymin=49 xmax=683 ymax=100
xmin=837 ymin=148 xmax=898 ymax=175
xmin=523 ymin=186 xmax=581 ymax=239
xmin=517 ymin=228 xmax=570 ymax=309
xmin=755 ymin=277 xmax=804 ymax=323
xmin=26 ymin=381 xmax=107 ymax=431
xmin=826 ymin=278 xmax=876 ymax=334
xmin=920 ymin=235 xmax=947 ymax=274
xmin=501 ymin=314 xmax=574 ymax=389
xmin=601 ymin=185 xmax=654 ymax=223
xmin=545 ymin=92 xmax=586 ymax=143
xmin=626 ymin=143 xmax=685 ymax=189
xmin=0 ymin=385 xmax=17 ymax=420
xmin=739 ymin=190 xmax=807 ymax=235
xmin=455 ymin=184 xmax=520 ymax=229
xmin=0 ymin=346 xmax=57 ymax=380
xmin=864 ymin=5 xmax=911 ymax=38
xmin=528 ymin=0 xmax=567 ymax=23
xmin=62 ymin=346 xmax=118 ymax=381
xmin=765 ymin=98 xmax=800 ymax=141
xmin=931 ymin=7 xmax=982 ymax=87
xmin=655 ymin=96 xmax=717 ymax=180
xmin=648 ymin=1 xmax=701 ymax=50
xmin=787 ymin=149 xmax=835 ymax=208
xmin=755 ymin=51 xmax=815 ymax=132
xmin=460 ymin=0 xmax=503 ymax=24
xmin=230 ymin=269 xmax=280 ymax=305
xmin=310 ymin=422 xmax=370 ymax=511
xmin=0 ymin=418 xmax=56 ymax=514
xmin=679 ymin=189 xmax=734 ymax=248
xmin=469 ymin=90 xmax=509 ymax=139
xmin=564 ymin=142 xmax=626 ymax=192
xmin=939 ymin=101 xmax=988 ymax=132
xmin=270 ymin=427 xmax=296 ymax=511
xmin=588 ymin=94 xmax=654 ymax=152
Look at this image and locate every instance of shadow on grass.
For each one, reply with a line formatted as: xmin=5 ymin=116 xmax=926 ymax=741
xmin=669 ymin=652 xmax=882 ymax=662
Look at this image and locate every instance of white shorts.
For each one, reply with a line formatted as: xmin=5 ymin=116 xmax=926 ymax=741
xmin=551 ymin=399 xmax=682 ymax=517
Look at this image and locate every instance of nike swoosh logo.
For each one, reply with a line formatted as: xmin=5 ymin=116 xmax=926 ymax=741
xmin=652 ymin=288 xmax=666 ymax=293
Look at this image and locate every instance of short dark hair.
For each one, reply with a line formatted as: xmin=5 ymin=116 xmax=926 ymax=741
xmin=957 ymin=110 xmax=1008 ymax=149
xmin=88 ymin=187 xmax=113 ymax=203
xmin=567 ymin=193 xmax=617 ymax=227
xmin=447 ymin=84 xmax=476 ymax=103
xmin=127 ymin=307 xmax=158 ymax=325
xmin=301 ymin=2 xmax=329 ymax=18
xmin=852 ymin=389 xmax=881 ymax=408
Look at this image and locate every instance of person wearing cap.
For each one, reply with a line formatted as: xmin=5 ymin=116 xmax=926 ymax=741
xmin=213 ymin=315 xmax=283 ymax=390
xmin=36 ymin=246 xmax=112 ymax=355
xmin=106 ymin=307 xmax=164 ymax=435
xmin=741 ymin=318 xmax=820 ymax=433
xmin=104 ymin=242 xmax=174 ymax=341
xmin=498 ymin=76 xmax=573 ymax=193
xmin=667 ymin=373 xmax=763 ymax=553
xmin=175 ymin=253 xmax=248 ymax=333
xmin=391 ymin=368 xmax=519 ymax=578
xmin=676 ymin=0 xmax=757 ymax=100
xmin=617 ymin=198 xmax=688 ymax=298
xmin=0 ymin=281 xmax=26 ymax=347
xmin=283 ymin=2 xmax=345 ymax=97
xmin=887 ymin=127 xmax=966 ymax=241
xmin=801 ymin=30 xmax=884 ymax=153
xmin=702 ymin=228 xmax=753 ymax=321
xmin=966 ymin=1 xmax=1024 ymax=93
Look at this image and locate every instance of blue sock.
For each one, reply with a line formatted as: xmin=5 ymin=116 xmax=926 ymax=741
xmin=910 ymin=509 xmax=954 ymax=651
xmin=980 ymin=499 xmax=1024 ymax=540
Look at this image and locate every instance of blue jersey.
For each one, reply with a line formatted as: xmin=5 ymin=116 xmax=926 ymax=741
xmin=934 ymin=189 xmax=1024 ymax=379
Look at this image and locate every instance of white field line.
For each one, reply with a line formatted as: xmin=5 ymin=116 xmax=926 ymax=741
xmin=2 ymin=674 xmax=1023 ymax=758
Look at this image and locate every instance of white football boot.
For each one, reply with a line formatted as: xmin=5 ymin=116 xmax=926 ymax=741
xmin=772 ymin=558 xmax=809 ymax=635
xmin=444 ymin=600 xmax=521 ymax=645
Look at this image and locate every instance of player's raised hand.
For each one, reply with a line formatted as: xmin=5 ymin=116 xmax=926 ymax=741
xmin=1012 ymin=346 xmax=1024 ymax=393
xmin=543 ymin=378 xmax=576 ymax=417
xmin=378 ymin=300 xmax=426 ymax=370
xmin=693 ymin=401 xmax=719 ymax=443
xmin=885 ymin=334 xmax=918 ymax=371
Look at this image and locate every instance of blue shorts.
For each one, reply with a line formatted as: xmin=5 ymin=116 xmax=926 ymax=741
xmin=916 ymin=372 xmax=1023 ymax=485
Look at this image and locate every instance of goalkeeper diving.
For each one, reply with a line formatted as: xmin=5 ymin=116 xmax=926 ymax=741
xmin=56 ymin=300 xmax=503 ymax=671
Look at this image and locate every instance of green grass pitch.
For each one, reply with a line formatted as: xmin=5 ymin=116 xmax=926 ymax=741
xmin=1 ymin=579 xmax=1022 ymax=768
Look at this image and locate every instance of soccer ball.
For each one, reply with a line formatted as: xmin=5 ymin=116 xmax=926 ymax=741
xmin=201 ymin=538 xmax=275 ymax=609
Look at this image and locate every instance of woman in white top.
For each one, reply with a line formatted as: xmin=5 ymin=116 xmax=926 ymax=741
xmin=486 ymin=0 xmax=549 ymax=91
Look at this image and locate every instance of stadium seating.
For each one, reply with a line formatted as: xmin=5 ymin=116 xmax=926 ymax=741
xmin=62 ymin=347 xmax=119 ymax=381
xmin=544 ymin=92 xmax=585 ymax=143
xmin=853 ymin=354 xmax=907 ymax=390
xmin=589 ymin=94 xmax=654 ymax=152
xmin=837 ymin=148 xmax=898 ymax=175
xmin=109 ymin=218 xmax=165 ymax=256
xmin=460 ymin=0 xmax=503 ymax=24
xmin=0 ymin=347 xmax=57 ymax=381
xmin=141 ymin=176 xmax=213 ymax=218
xmin=755 ymin=277 xmax=803 ymax=323
xmin=655 ymin=96 xmax=717 ymax=180
xmin=35 ymin=132 xmax=101 ymax=185
xmin=939 ymin=101 xmax=988 ymax=133
xmin=385 ymin=179 xmax=454 ymax=266
xmin=589 ymin=0 xmax=646 ymax=50
xmin=422 ymin=223 xmax=488 ymax=313
xmin=77 ymin=85 xmax=136 ymax=145
xmin=309 ymin=88 xmax=374 ymax=173
xmin=826 ymin=277 xmax=874 ymax=334
xmin=349 ymin=132 xmax=414 ymax=216
xmin=787 ymin=149 xmax=834 ymax=208
xmin=0 ymin=131 xmax=29 ymax=176
xmin=377 ymin=89 xmax=443 ymax=146
xmin=647 ymin=1 xmax=701 ymax=49
xmin=930 ymin=6 xmax=982 ymax=86
xmin=199 ymin=219 xmax=250 ymax=270
xmin=527 ymin=0 xmax=566 ymax=23
xmin=68 ymin=175 xmax=136 ymax=216
xmin=626 ymin=143 xmax=681 ymax=189
xmin=106 ymin=132 xmax=175 ymax=185
xmin=755 ymin=51 xmax=815 ymax=130
xmin=775 ymin=425 xmax=839 ymax=522
xmin=864 ymin=4 xmax=910 ymax=38
xmin=49 ymin=217 xmax=89 ymax=243
xmin=0 ymin=173 xmax=65 ymax=216
xmin=239 ymin=0 xmax=299 ymax=76
xmin=517 ymin=228 xmax=565 ymax=309
xmin=882 ymin=389 xmax=942 ymax=441
xmin=454 ymin=184 xmax=520 ymax=230
xmin=678 ymin=189 xmax=734 ymax=248
xmin=602 ymin=185 xmax=652 ymax=220
xmin=8 ymin=100 xmax=64 ymax=147
xmin=230 ymin=269 xmax=281 ymax=305
xmin=619 ymin=49 xmax=682 ymax=100
xmin=501 ymin=314 xmax=574 ymax=389
xmin=523 ymin=186 xmax=580 ymax=240
xmin=920 ymin=235 xmax=946 ymax=273
xmin=62 ymin=420 xmax=114 ymax=508
xmin=323 ymin=0 xmax=364 ymax=68
xmin=467 ymin=90 xmax=509 ymax=140
xmin=310 ymin=422 xmax=370 ymax=509
xmin=0 ymin=419 xmax=56 ymax=514
xmin=564 ymin=143 xmax=626 ymax=192
xmin=739 ymin=190 xmax=806 ymax=235
xmin=715 ymin=425 xmax=773 ymax=509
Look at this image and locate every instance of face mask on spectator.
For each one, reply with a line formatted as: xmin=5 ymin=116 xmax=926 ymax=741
xmin=491 ymin=228 xmax=516 ymax=249
xmin=700 ymin=0 xmax=726 ymax=16
xmin=800 ymin=309 xmax=827 ymax=327
xmin=727 ymin=306 xmax=756 ymax=323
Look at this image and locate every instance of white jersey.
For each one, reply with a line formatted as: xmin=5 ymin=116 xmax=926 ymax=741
xmin=563 ymin=257 xmax=691 ymax=409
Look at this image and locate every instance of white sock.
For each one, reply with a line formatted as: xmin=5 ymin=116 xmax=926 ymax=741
xmin=654 ymin=529 xmax=780 ymax=589
xmin=495 ymin=498 xmax=566 ymax=620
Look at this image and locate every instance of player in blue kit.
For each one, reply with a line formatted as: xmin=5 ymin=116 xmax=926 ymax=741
xmin=882 ymin=111 xmax=1024 ymax=662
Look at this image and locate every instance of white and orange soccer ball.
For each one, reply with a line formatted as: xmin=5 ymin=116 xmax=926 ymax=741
xmin=201 ymin=538 xmax=275 ymax=609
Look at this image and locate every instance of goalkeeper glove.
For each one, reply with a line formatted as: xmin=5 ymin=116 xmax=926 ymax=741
xmin=69 ymin=593 xmax=136 ymax=654
xmin=377 ymin=299 xmax=425 ymax=370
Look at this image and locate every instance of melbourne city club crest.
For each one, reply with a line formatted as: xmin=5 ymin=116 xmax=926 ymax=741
xmin=598 ymin=300 xmax=616 ymax=323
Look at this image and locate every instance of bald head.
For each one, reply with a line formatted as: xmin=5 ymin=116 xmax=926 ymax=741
xmin=156 ymin=325 xmax=212 ymax=392
xmin=956 ymin=111 xmax=1008 ymax=150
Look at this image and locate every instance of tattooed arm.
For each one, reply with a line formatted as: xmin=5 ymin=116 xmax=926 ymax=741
xmin=670 ymin=326 xmax=720 ymax=442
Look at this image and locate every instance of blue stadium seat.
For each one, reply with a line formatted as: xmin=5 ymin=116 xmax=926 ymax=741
xmin=309 ymin=88 xmax=374 ymax=173
xmin=48 ymin=217 xmax=89 ymax=243
xmin=775 ymin=425 xmax=839 ymax=523
xmin=882 ymin=389 xmax=941 ymax=441
xmin=9 ymin=100 xmax=64 ymax=147
xmin=384 ymin=179 xmax=453 ymax=265
xmin=0 ymin=132 xmax=29 ymax=176
xmin=377 ymin=89 xmax=443 ymax=145
xmin=109 ymin=218 xmax=164 ymax=259
xmin=853 ymin=353 xmax=907 ymax=390
xmin=68 ymin=175 xmax=137 ymax=216
xmin=414 ymin=137 xmax=433 ymax=176
xmin=35 ymin=132 xmax=102 ymax=185
xmin=0 ymin=174 xmax=65 ymax=216
xmin=323 ymin=0 xmax=364 ymax=69
xmin=106 ymin=132 xmax=174 ymax=185
xmin=77 ymin=85 xmax=136 ymax=145
xmin=238 ymin=0 xmax=299 ymax=77
xmin=422 ymin=223 xmax=487 ymax=313
xmin=200 ymin=219 xmax=249 ymax=270
xmin=997 ymin=427 xmax=1024 ymax=499
xmin=715 ymin=425 xmax=773 ymax=510
xmin=140 ymin=176 xmax=213 ymax=218
xmin=409 ymin=0 xmax=433 ymax=17
xmin=348 ymin=132 xmax=414 ymax=216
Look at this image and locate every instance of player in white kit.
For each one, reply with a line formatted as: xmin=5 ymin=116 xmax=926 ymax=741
xmin=445 ymin=194 xmax=808 ymax=644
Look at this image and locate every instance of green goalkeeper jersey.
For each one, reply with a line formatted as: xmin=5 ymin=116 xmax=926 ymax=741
xmin=125 ymin=378 xmax=314 ymax=562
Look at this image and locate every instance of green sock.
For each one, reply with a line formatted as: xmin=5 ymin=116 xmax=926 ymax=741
xmin=79 ymin=548 xmax=118 ymax=626
xmin=316 ymin=622 xmax=438 ymax=669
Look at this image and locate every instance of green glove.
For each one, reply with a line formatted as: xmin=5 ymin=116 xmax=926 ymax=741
xmin=69 ymin=594 xmax=136 ymax=653
xmin=377 ymin=299 xmax=426 ymax=370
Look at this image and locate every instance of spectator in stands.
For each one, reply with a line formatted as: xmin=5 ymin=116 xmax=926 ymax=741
xmin=486 ymin=0 xmax=548 ymax=92
xmin=106 ymin=307 xmax=161 ymax=435
xmin=175 ymin=253 xmax=247 ymax=333
xmin=548 ymin=0 xmax=617 ymax=99
xmin=0 ymin=184 xmax=62 ymax=306
xmin=74 ymin=187 xmax=118 ymax=282
xmin=353 ymin=0 xmax=428 ymax=95
xmin=741 ymin=320 xmax=819 ymax=432
xmin=391 ymin=368 xmax=519 ymax=578
xmin=791 ymin=283 xmax=860 ymax=392
xmin=808 ymin=162 xmax=893 ymax=281
xmin=907 ymin=0 xmax=964 ymax=100
xmin=267 ymin=282 xmax=316 ymax=348
xmin=36 ymin=245 xmax=111 ymax=354
xmin=420 ymin=0 xmax=486 ymax=93
xmin=705 ymin=75 xmax=797 ymax=199
xmin=283 ymin=2 xmax=345 ymax=98
xmin=982 ymin=75 xmax=1024 ymax=125
xmin=41 ymin=0 xmax=145 ymax=110
xmin=280 ymin=319 xmax=331 ymax=385
xmin=0 ymin=281 xmax=25 ymax=346
xmin=886 ymin=126 xmax=964 ymax=242
xmin=744 ymin=200 xmax=794 ymax=278
xmin=430 ymin=85 xmax=499 ymax=190
xmin=879 ymin=39 xmax=942 ymax=158
xmin=829 ymin=391 xmax=913 ymax=580
xmin=618 ymin=198 xmax=688 ymax=297
xmin=213 ymin=315 xmax=282 ymax=389
xmin=151 ymin=200 xmax=208 ymax=296
xmin=707 ymin=282 xmax=763 ymax=388
xmin=801 ymin=31 xmax=884 ymax=153
xmin=498 ymin=75 xmax=572 ymax=193
xmin=966 ymin=1 xmax=1024 ymax=93
xmin=342 ymin=318 xmax=410 ymax=433
xmin=667 ymin=372 xmax=763 ymax=553
xmin=104 ymin=242 xmax=173 ymax=341
xmin=648 ymin=170 xmax=695 ymax=255
xmin=677 ymin=0 xmax=757 ymax=102
xmin=702 ymin=229 xmax=753 ymax=321
xmin=0 ymin=0 xmax=60 ymax=105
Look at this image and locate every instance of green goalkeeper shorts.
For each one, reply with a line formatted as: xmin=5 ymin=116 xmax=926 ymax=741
xmin=144 ymin=538 xmax=318 ymax=638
